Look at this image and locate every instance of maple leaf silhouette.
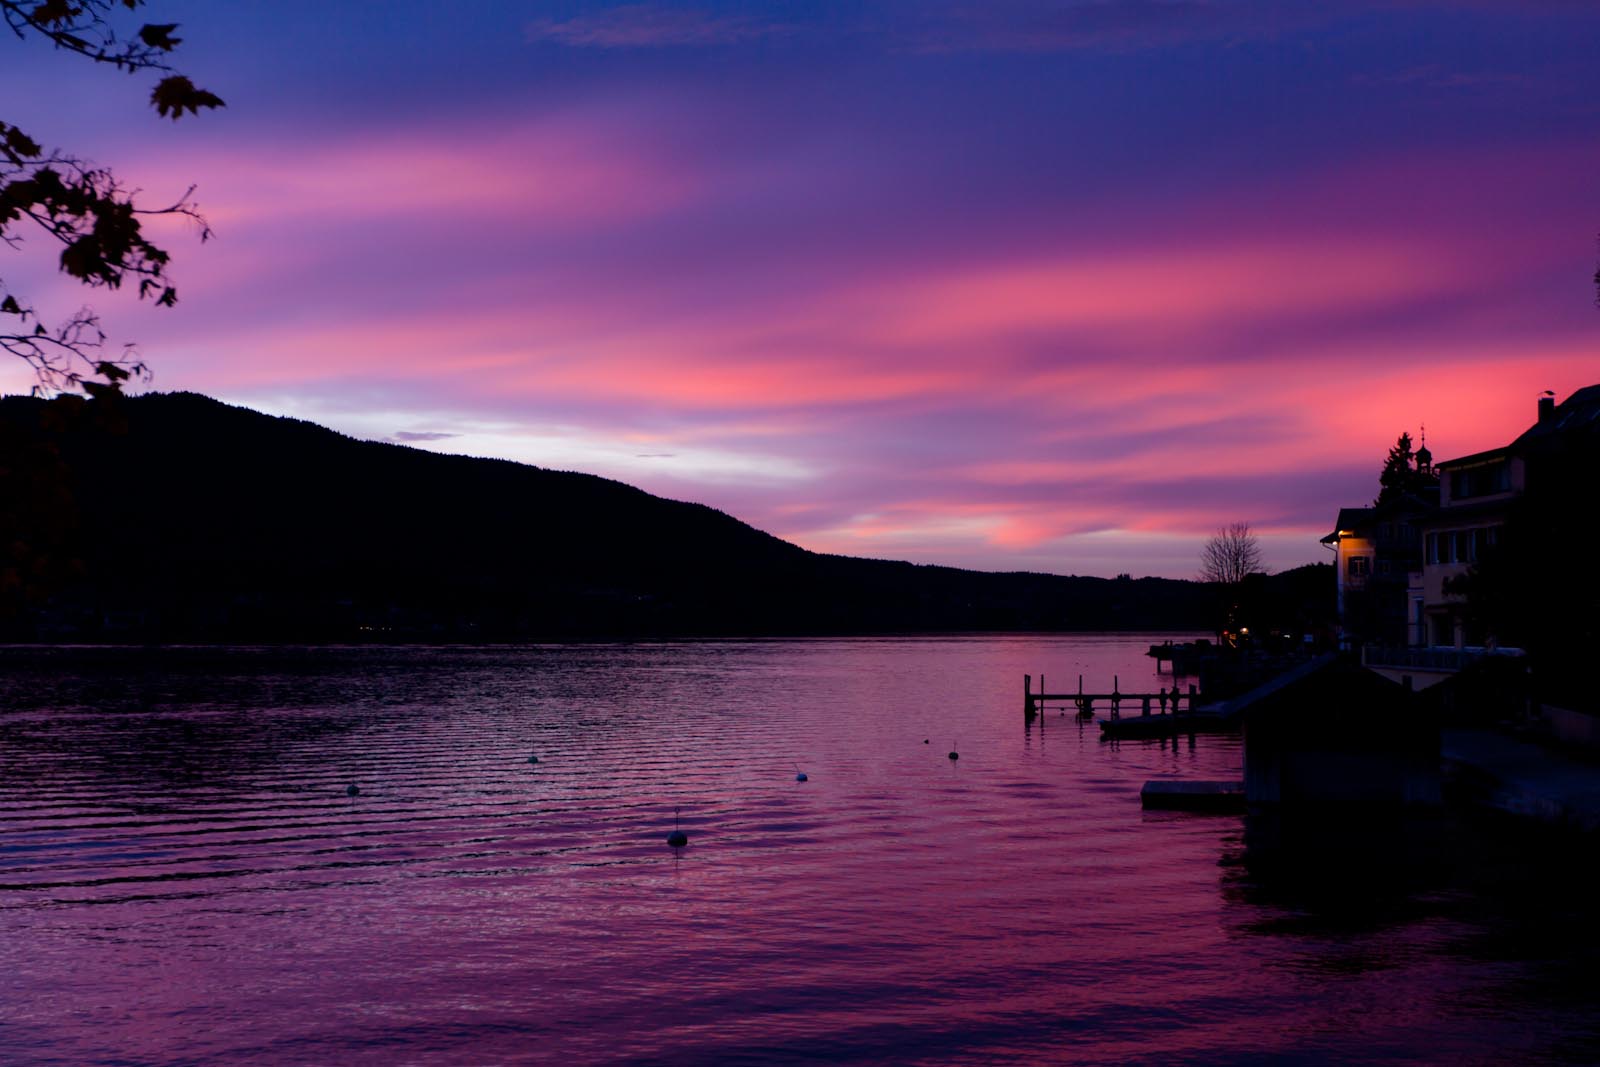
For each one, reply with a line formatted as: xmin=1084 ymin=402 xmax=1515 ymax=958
xmin=151 ymin=75 xmax=224 ymax=120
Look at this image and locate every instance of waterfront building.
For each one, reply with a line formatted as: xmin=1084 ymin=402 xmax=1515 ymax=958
xmin=1332 ymin=384 xmax=1600 ymax=695
xmin=1320 ymin=492 xmax=1433 ymax=651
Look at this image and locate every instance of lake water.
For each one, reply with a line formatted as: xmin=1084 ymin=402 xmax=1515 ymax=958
xmin=3 ymin=636 xmax=1598 ymax=1065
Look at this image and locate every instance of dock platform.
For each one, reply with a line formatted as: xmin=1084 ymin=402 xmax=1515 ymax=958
xmin=1140 ymin=779 xmax=1246 ymax=812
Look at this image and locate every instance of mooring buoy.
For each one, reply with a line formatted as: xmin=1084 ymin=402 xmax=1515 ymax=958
xmin=346 ymin=784 xmax=360 ymax=797
xmin=527 ymin=754 xmax=540 ymax=765
xmin=666 ymin=806 xmax=688 ymax=848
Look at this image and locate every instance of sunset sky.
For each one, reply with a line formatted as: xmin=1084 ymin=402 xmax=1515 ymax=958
xmin=4 ymin=1 xmax=1597 ymax=577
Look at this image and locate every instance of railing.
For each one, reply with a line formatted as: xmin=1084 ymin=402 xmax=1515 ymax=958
xmin=1362 ymin=645 xmax=1523 ymax=672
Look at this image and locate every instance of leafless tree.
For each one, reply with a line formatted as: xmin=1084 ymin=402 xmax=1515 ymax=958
xmin=1199 ymin=522 xmax=1263 ymax=586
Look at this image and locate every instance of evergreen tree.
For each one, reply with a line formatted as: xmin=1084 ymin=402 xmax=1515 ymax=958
xmin=1374 ymin=432 xmax=1436 ymax=506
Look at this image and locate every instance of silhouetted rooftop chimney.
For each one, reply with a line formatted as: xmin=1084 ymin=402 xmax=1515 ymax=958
xmin=1538 ymin=390 xmax=1555 ymax=423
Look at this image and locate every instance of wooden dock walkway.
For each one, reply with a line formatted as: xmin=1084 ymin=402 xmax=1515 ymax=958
xmin=1023 ymin=673 xmax=1199 ymax=721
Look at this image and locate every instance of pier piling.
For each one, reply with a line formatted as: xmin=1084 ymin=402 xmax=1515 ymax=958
xmin=1022 ymin=673 xmax=1203 ymax=721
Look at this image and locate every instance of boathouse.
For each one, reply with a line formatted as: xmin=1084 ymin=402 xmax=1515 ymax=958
xmin=1242 ymin=657 xmax=1439 ymax=809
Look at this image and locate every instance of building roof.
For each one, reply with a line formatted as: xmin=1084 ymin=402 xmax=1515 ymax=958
xmin=1236 ymin=655 xmax=1427 ymax=738
xmin=1510 ymin=384 xmax=1600 ymax=450
xmin=1320 ymin=507 xmax=1375 ymax=544
xmin=1436 ymin=445 xmax=1510 ymax=471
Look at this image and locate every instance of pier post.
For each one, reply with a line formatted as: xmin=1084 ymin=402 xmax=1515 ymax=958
xmin=1024 ymin=674 xmax=1034 ymax=719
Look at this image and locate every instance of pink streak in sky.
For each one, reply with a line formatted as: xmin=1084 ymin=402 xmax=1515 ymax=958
xmin=4 ymin=90 xmax=1595 ymax=578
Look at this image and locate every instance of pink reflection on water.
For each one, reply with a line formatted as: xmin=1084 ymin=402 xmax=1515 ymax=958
xmin=2 ymin=639 xmax=1596 ymax=1064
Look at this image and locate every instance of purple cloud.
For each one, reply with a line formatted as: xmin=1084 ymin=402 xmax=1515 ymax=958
xmin=389 ymin=431 xmax=460 ymax=442
xmin=524 ymin=5 xmax=790 ymax=48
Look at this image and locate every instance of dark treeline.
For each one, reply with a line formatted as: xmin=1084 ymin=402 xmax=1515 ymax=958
xmin=1 ymin=393 xmax=1330 ymax=642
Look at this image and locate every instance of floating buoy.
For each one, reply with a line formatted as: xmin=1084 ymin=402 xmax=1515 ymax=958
xmin=795 ymin=763 xmax=808 ymax=782
xmin=527 ymin=754 xmax=540 ymax=765
xmin=948 ymin=743 xmax=959 ymax=761
xmin=666 ymin=806 xmax=688 ymax=848
xmin=923 ymin=739 xmax=930 ymax=744
xmin=346 ymin=784 xmax=360 ymax=797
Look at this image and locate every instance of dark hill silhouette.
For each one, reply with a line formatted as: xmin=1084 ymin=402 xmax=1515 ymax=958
xmin=0 ymin=392 xmax=1328 ymax=641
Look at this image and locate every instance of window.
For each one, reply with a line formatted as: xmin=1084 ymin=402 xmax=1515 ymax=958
xmin=1377 ymin=559 xmax=1392 ymax=576
xmin=1426 ymin=526 xmax=1505 ymax=566
xmin=1449 ymin=460 xmax=1511 ymax=500
xmin=1348 ymin=556 xmax=1370 ymax=578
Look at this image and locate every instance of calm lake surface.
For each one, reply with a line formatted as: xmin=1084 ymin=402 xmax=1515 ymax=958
xmin=3 ymin=636 xmax=1598 ymax=1066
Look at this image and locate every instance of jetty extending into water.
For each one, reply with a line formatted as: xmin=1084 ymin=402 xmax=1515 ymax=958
xmin=1026 ymin=653 xmax=1330 ymax=740
xmin=1024 ymin=673 xmax=1203 ymax=727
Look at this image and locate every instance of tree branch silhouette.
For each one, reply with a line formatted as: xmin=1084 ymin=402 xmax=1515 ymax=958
xmin=1199 ymin=521 xmax=1262 ymax=587
xmin=1 ymin=0 xmax=222 ymax=395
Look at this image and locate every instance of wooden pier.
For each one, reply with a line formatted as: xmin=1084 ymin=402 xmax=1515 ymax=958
xmin=1023 ymin=673 xmax=1199 ymax=721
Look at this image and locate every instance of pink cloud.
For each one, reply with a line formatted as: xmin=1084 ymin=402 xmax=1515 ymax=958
xmin=50 ymin=116 xmax=1595 ymax=578
xmin=155 ymin=114 xmax=705 ymax=234
xmin=856 ymin=239 xmax=1455 ymax=346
